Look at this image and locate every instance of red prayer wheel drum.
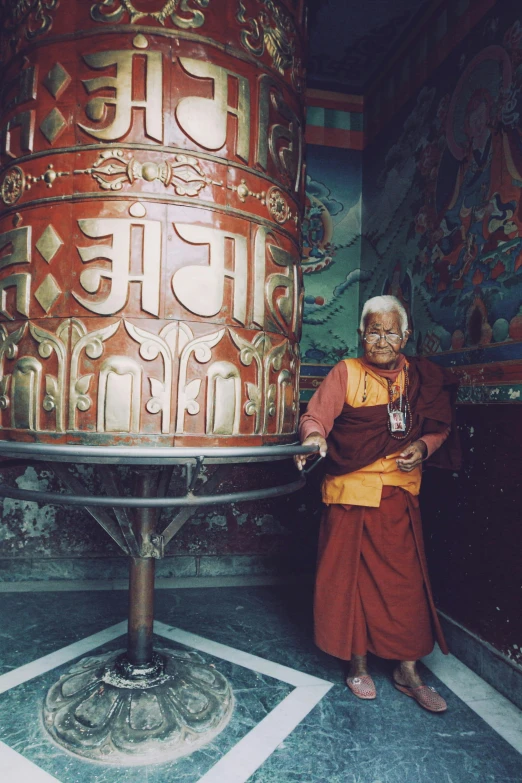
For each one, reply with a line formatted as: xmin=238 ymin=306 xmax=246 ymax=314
xmin=0 ymin=0 xmax=306 ymax=447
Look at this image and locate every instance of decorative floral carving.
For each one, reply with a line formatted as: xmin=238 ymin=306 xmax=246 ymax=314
xmin=176 ymin=329 xmax=225 ymax=432
xmin=0 ymin=0 xmax=58 ymax=60
xmin=43 ymin=375 xmax=58 ymax=412
xmin=124 ymin=320 xmax=186 ymax=434
xmin=230 ymin=330 xmax=294 ymax=433
xmin=0 ymin=376 xmax=11 ymax=411
xmin=29 ymin=321 xmax=68 ymax=431
xmin=26 ymin=164 xmax=70 ymax=191
xmin=0 ymin=323 xmax=26 ymax=414
xmin=69 ymin=319 xmax=120 ymax=427
xmin=1 ymin=167 xmax=25 ymax=206
xmin=228 ymin=180 xmax=298 ymax=226
xmin=236 ymin=0 xmax=298 ymax=77
xmin=4 ymin=0 xmax=58 ymax=37
xmin=90 ymin=0 xmax=210 ymax=29
xmin=266 ymin=185 xmax=291 ymax=224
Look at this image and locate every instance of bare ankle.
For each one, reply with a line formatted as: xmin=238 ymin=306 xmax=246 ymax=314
xmin=394 ymin=661 xmax=423 ymax=687
xmin=349 ymin=654 xmax=368 ymax=677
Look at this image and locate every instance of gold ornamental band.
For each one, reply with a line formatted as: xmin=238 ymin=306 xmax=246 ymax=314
xmin=0 ymin=145 xmax=303 ymax=212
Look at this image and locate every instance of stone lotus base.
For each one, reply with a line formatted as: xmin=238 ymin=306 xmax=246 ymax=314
xmin=43 ymin=647 xmax=234 ymax=765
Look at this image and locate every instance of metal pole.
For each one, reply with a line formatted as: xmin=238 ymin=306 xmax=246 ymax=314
xmin=127 ymin=469 xmax=158 ymax=666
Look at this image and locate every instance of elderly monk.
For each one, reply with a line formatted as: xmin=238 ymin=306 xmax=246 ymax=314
xmin=296 ymin=295 xmax=460 ymax=713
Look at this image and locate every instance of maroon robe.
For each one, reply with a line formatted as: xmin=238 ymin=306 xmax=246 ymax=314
xmin=309 ymin=356 xmax=460 ymax=661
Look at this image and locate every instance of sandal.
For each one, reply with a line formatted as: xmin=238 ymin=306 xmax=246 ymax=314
xmin=346 ymin=675 xmax=376 ymax=700
xmin=394 ymin=681 xmax=447 ymax=713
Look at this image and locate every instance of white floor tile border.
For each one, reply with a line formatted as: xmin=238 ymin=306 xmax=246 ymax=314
xmin=0 ymin=622 xmax=127 ymax=696
xmin=422 ymin=647 xmax=522 ymax=754
xmin=0 ymin=621 xmax=333 ymax=783
xmin=0 ymin=624 xmax=520 ymax=783
xmin=0 ymin=741 xmax=61 ymax=782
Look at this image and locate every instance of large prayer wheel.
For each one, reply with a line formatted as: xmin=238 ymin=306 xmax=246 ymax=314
xmin=0 ymin=0 xmax=306 ymax=448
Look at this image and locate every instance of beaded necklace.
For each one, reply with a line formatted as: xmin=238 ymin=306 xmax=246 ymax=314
xmin=387 ymin=364 xmax=412 ymax=439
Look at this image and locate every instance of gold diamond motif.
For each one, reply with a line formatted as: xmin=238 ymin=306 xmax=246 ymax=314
xmin=35 ymin=275 xmax=62 ymax=313
xmin=36 ymin=225 xmax=63 ymax=263
xmin=40 ymin=108 xmax=67 ymax=144
xmin=43 ymin=63 xmax=71 ymax=99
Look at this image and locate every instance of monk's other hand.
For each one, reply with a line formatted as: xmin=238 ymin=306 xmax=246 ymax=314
xmin=396 ymin=439 xmax=427 ymax=472
xmin=295 ymin=433 xmax=327 ymax=471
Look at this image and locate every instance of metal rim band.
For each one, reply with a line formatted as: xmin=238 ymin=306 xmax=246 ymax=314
xmin=0 ymin=475 xmax=309 ymax=507
xmin=0 ymin=443 xmax=321 ymax=506
xmin=0 ymin=441 xmax=317 ymax=463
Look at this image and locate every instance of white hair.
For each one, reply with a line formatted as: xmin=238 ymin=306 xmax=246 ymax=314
xmin=359 ymin=295 xmax=409 ymax=334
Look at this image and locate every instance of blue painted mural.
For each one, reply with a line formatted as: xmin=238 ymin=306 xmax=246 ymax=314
xmin=300 ymin=145 xmax=366 ymax=365
xmin=361 ymin=3 xmax=522 ymax=359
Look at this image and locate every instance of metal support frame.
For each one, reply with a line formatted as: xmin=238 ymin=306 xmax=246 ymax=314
xmin=0 ymin=443 xmax=321 ymax=512
xmin=3 ymin=441 xmax=320 ymax=764
xmin=0 ymin=441 xmax=317 ymax=463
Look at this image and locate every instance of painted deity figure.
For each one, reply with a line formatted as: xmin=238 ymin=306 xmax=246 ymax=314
xmin=441 ymin=89 xmax=495 ymax=286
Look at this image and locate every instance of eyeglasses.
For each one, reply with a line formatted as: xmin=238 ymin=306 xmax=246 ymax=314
xmin=363 ymin=332 xmax=403 ymax=345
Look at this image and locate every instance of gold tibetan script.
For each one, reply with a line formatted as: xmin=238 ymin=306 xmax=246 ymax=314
xmin=176 ymin=59 xmax=250 ymax=162
xmin=2 ymin=111 xmax=35 ymax=159
xmin=171 ymin=224 xmax=248 ymax=324
xmin=74 ymin=218 xmax=162 ymax=315
xmin=256 ymin=74 xmax=302 ymax=191
xmin=0 ymin=226 xmax=31 ymax=320
xmin=79 ymin=50 xmax=163 ymax=141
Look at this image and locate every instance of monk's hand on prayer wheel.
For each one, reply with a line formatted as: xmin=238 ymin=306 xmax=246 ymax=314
xmin=396 ymin=439 xmax=428 ymax=472
xmin=295 ymin=433 xmax=328 ymax=470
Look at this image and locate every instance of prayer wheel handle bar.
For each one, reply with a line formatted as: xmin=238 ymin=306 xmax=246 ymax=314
xmin=0 ymin=441 xmax=318 ymax=464
xmin=0 ymin=442 xmax=321 ymax=508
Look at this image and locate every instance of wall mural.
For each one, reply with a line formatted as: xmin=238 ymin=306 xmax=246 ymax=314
xmin=300 ymin=145 xmax=366 ymax=365
xmin=361 ymin=4 xmax=522 ymax=388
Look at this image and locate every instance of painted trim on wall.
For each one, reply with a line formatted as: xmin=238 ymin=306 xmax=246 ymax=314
xmin=305 ymin=89 xmax=365 ymax=150
xmin=299 ymin=354 xmax=522 ymax=402
xmin=305 ymin=126 xmax=365 ymax=150
xmin=306 ymin=89 xmax=364 ymax=113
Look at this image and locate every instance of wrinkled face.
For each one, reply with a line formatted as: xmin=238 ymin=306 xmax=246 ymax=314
xmin=361 ymin=310 xmax=409 ymax=370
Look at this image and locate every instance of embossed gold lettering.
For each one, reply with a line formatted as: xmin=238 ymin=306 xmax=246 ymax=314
xmin=0 ymin=227 xmax=31 ymax=271
xmin=265 ymin=241 xmax=299 ymax=335
xmin=253 ymin=225 xmax=268 ymax=329
xmin=0 ymin=227 xmax=31 ymax=320
xmin=0 ymin=274 xmax=31 ymax=320
xmin=176 ymin=59 xmax=250 ymax=162
xmin=79 ymin=50 xmax=163 ymax=142
xmin=2 ymin=110 xmax=35 ymax=159
xmin=74 ymin=218 xmax=162 ymax=315
xmin=0 ymin=66 xmax=38 ymax=114
xmin=252 ymin=226 xmax=299 ymax=334
xmin=172 ymin=224 xmax=247 ymax=325
xmin=256 ymin=74 xmax=302 ymax=191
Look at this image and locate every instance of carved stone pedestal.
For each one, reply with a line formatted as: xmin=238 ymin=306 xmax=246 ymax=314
xmin=0 ymin=441 xmax=318 ymax=764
